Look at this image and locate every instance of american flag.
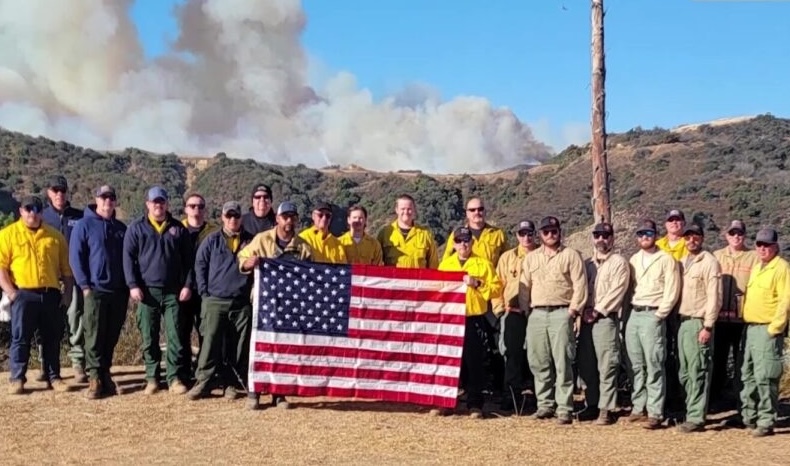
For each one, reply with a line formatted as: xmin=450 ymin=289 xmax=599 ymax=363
xmin=248 ymin=258 xmax=468 ymax=408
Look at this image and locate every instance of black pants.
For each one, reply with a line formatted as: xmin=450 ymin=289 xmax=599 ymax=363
xmin=501 ymin=311 xmax=528 ymax=393
xmin=9 ymin=289 xmax=62 ymax=383
xmin=463 ymin=316 xmax=488 ymax=409
xmin=83 ymin=289 xmax=130 ymax=380
xmin=664 ymin=313 xmax=684 ymax=416
xmin=194 ymin=297 xmax=251 ymax=388
xmin=711 ymin=321 xmax=744 ymax=400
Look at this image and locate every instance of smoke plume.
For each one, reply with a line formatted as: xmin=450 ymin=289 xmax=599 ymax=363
xmin=0 ymin=0 xmax=554 ymax=173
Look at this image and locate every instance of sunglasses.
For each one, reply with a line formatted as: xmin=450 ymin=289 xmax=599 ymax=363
xmin=636 ymin=230 xmax=656 ymax=238
xmin=728 ymin=230 xmax=744 ymax=237
xmin=454 ymin=238 xmax=471 ymax=244
xmin=50 ymin=187 xmax=67 ymax=194
xmin=593 ymin=232 xmax=612 ymax=239
xmin=187 ymin=203 xmax=205 ymax=210
xmin=467 ymin=207 xmax=484 ymax=213
xmin=100 ymin=194 xmax=117 ymax=202
xmin=541 ymin=229 xmax=559 ymax=236
xmin=517 ymin=230 xmax=534 ymax=237
xmin=253 ymin=195 xmax=271 ymax=201
xmin=755 ymin=242 xmax=774 ymax=248
xmin=224 ymin=212 xmax=241 ymax=219
xmin=23 ymin=204 xmax=42 ymax=214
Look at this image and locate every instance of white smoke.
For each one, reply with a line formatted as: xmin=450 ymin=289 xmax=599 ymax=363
xmin=0 ymin=0 xmax=554 ymax=173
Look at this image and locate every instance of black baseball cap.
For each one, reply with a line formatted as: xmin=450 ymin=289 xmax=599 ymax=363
xmin=666 ymin=209 xmax=685 ymax=222
xmin=517 ymin=219 xmax=535 ymax=233
xmin=683 ymin=224 xmax=704 ymax=236
xmin=48 ymin=175 xmax=68 ymax=190
xmin=726 ymin=220 xmax=746 ymax=234
xmin=453 ymin=227 xmax=472 ymax=242
xmin=251 ymin=184 xmax=272 ymax=198
xmin=755 ymin=228 xmax=778 ymax=244
xmin=21 ymin=195 xmax=44 ymax=213
xmin=312 ymin=201 xmax=332 ymax=212
xmin=636 ymin=219 xmax=657 ymax=234
xmin=538 ymin=216 xmax=561 ymax=230
xmin=593 ymin=222 xmax=614 ymax=235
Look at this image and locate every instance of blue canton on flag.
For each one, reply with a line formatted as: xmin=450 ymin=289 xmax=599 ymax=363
xmin=258 ymin=259 xmax=353 ymax=336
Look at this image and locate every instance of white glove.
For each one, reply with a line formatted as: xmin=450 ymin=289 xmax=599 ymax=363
xmin=0 ymin=294 xmax=11 ymax=323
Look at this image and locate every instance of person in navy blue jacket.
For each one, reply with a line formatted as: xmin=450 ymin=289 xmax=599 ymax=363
xmin=42 ymin=175 xmax=87 ymax=383
xmin=187 ymin=201 xmax=254 ymax=401
xmin=68 ymin=185 xmax=128 ymax=399
xmin=122 ymin=186 xmax=195 ymax=395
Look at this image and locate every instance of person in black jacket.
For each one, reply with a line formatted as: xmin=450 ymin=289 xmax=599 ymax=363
xmin=122 ymin=186 xmax=195 ymax=395
xmin=42 ymin=175 xmax=86 ymax=383
xmin=241 ymin=183 xmax=276 ymax=236
xmin=68 ymin=185 xmax=128 ymax=399
xmin=188 ymin=201 xmax=254 ymax=400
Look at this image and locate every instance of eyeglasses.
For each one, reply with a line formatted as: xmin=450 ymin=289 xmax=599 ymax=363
xmin=517 ymin=230 xmax=533 ymax=237
xmin=224 ymin=212 xmax=241 ymax=219
xmin=541 ymin=229 xmax=559 ymax=237
xmin=100 ymin=194 xmax=117 ymax=202
xmin=253 ymin=195 xmax=271 ymax=201
xmin=756 ymin=242 xmax=773 ymax=248
xmin=728 ymin=230 xmax=744 ymax=237
xmin=636 ymin=230 xmax=656 ymax=238
xmin=592 ymin=232 xmax=612 ymax=239
xmin=467 ymin=207 xmax=485 ymax=213
xmin=187 ymin=204 xmax=205 ymax=210
xmin=23 ymin=204 xmax=42 ymax=214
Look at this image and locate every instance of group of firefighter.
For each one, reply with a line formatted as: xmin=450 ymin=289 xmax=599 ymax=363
xmin=0 ymin=176 xmax=787 ymax=437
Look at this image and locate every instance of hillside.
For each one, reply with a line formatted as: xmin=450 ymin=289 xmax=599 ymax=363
xmin=1 ymin=114 xmax=789 ymax=254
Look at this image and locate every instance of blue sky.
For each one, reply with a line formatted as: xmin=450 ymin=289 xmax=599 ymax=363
xmin=131 ymin=0 xmax=790 ymax=150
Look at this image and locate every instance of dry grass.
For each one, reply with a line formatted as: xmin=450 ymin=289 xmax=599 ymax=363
xmin=0 ymin=367 xmax=788 ymax=465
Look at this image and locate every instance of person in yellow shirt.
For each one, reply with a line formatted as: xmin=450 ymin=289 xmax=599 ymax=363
xmin=377 ymin=194 xmax=438 ymax=269
xmin=493 ymin=219 xmax=537 ymax=414
xmin=298 ymin=202 xmax=347 ymax=264
xmin=338 ymin=205 xmax=383 ymax=265
xmin=441 ymin=197 xmax=508 ymax=266
xmin=238 ymin=201 xmax=312 ymax=411
xmin=0 ymin=196 xmax=74 ymax=395
xmin=438 ymin=227 xmax=502 ymax=418
xmin=740 ymin=228 xmax=790 ymax=437
xmin=656 ymin=209 xmax=689 ymax=260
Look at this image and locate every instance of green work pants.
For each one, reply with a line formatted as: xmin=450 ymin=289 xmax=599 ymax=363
xmin=625 ymin=310 xmax=666 ymax=419
xmin=740 ymin=324 xmax=785 ymax=429
xmin=527 ymin=308 xmax=575 ymax=415
xmin=66 ymin=286 xmax=85 ymax=367
xmin=136 ymin=287 xmax=187 ymax=384
xmin=578 ymin=314 xmax=620 ymax=411
xmin=83 ymin=289 xmax=130 ymax=379
xmin=677 ymin=318 xmax=713 ymax=425
xmin=195 ymin=297 xmax=252 ymax=388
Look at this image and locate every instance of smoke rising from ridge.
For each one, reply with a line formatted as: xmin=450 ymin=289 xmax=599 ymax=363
xmin=0 ymin=0 xmax=554 ymax=173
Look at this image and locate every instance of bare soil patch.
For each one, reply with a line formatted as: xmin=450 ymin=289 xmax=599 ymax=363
xmin=1 ymin=367 xmax=789 ymax=465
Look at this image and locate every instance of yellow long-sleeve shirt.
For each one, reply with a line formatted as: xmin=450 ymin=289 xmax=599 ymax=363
xmin=438 ymin=253 xmax=502 ymax=317
xmin=678 ymin=250 xmax=722 ymax=328
xmin=713 ymin=247 xmax=758 ymax=321
xmin=518 ymin=245 xmax=588 ymax=311
xmin=237 ymin=229 xmax=312 ymax=274
xmin=743 ymin=255 xmax=790 ymax=336
xmin=442 ymin=224 xmax=508 ymax=266
xmin=338 ymin=232 xmax=383 ymax=265
xmin=377 ymin=221 xmax=438 ymax=269
xmin=0 ymin=220 xmax=72 ymax=289
xmin=492 ymin=246 xmax=530 ymax=315
xmin=298 ymin=228 xmax=348 ymax=264
xmin=656 ymin=235 xmax=688 ymax=261
xmin=585 ymin=251 xmax=630 ymax=317
xmin=629 ymin=249 xmax=681 ymax=319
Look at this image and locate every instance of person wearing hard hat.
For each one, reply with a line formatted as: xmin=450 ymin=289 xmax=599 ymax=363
xmin=298 ymin=202 xmax=347 ymax=264
xmin=338 ymin=205 xmax=383 ymax=265
xmin=377 ymin=194 xmax=438 ymax=269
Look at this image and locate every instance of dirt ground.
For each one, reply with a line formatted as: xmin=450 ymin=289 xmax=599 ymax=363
xmin=1 ymin=367 xmax=789 ymax=465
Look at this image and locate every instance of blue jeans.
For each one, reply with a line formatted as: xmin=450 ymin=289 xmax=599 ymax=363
xmin=9 ymin=289 xmax=63 ymax=383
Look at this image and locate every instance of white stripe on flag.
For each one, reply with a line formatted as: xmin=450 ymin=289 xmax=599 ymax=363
xmin=250 ymin=372 xmax=459 ymax=399
xmin=352 ymin=274 xmax=469 ymax=297
xmin=255 ymin=331 xmax=464 ymax=359
xmin=253 ymin=352 xmax=460 ymax=378
xmin=347 ymin=297 xmax=467 ymax=316
xmin=348 ymin=317 xmax=465 ymax=338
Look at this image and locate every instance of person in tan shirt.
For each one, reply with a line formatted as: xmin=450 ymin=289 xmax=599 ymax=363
xmin=494 ymin=219 xmax=537 ymax=414
xmin=711 ymin=219 xmax=758 ymax=408
xmin=518 ymin=216 xmax=588 ymax=424
xmin=676 ymin=224 xmax=722 ymax=433
xmin=626 ymin=219 xmax=681 ymax=429
xmin=579 ymin=222 xmax=630 ymax=425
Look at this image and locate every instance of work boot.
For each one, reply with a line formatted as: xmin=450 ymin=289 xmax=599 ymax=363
xmin=533 ymin=408 xmax=554 ymax=420
xmin=272 ymin=395 xmax=291 ymax=409
xmin=594 ymin=410 xmax=614 ymax=426
xmin=143 ymin=380 xmax=159 ymax=395
xmin=224 ymin=386 xmax=240 ymax=400
xmin=626 ymin=412 xmax=647 ymax=423
xmin=556 ymin=413 xmax=573 ymax=425
xmin=73 ymin=365 xmax=88 ymax=384
xmin=35 ymin=371 xmax=47 ymax=382
xmin=85 ymin=378 xmax=103 ymax=400
xmin=469 ymin=408 xmax=484 ymax=419
xmin=169 ymin=379 xmax=188 ymax=395
xmin=752 ymin=426 xmax=774 ymax=438
xmin=101 ymin=373 xmax=122 ymax=396
xmin=677 ymin=422 xmax=704 ymax=433
xmin=48 ymin=378 xmax=71 ymax=392
xmin=642 ymin=417 xmax=662 ymax=430
xmin=187 ymin=381 xmax=209 ymax=400
xmin=247 ymin=394 xmax=260 ymax=410
xmin=429 ymin=408 xmax=451 ymax=416
xmin=7 ymin=380 xmax=24 ymax=395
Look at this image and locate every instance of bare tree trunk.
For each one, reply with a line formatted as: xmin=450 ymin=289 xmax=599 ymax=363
xmin=591 ymin=0 xmax=611 ymax=224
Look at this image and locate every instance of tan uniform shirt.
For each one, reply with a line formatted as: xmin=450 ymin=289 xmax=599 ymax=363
xmin=493 ymin=246 xmax=530 ymax=315
xmin=585 ymin=251 xmax=630 ymax=317
xmin=237 ymin=229 xmax=312 ymax=274
xmin=713 ymin=247 xmax=758 ymax=321
xmin=629 ymin=249 xmax=681 ymax=319
xmin=518 ymin=245 xmax=588 ymax=311
xmin=678 ymin=250 xmax=723 ymax=328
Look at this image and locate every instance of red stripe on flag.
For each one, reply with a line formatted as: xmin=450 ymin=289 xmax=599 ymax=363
xmin=254 ymin=341 xmax=462 ymax=367
xmin=253 ymin=361 xmax=458 ymax=388
xmin=349 ymin=306 xmax=466 ymax=326
xmin=347 ymin=328 xmax=464 ymax=347
xmin=351 ymin=264 xmax=466 ymax=283
xmin=251 ymin=383 xmax=458 ymax=409
xmin=351 ymin=286 xmax=467 ymax=304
